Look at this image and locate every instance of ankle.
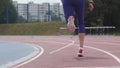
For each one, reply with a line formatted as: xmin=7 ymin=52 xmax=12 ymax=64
xmin=79 ymin=47 xmax=84 ymax=50
xmin=68 ymin=16 xmax=74 ymax=21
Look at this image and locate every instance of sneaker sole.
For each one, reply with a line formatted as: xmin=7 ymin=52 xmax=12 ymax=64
xmin=67 ymin=16 xmax=75 ymax=33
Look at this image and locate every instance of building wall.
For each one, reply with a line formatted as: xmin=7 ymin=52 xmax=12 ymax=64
xmin=13 ymin=1 xmax=65 ymax=22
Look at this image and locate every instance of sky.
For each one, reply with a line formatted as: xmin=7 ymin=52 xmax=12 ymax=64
xmin=13 ymin=0 xmax=61 ymax=4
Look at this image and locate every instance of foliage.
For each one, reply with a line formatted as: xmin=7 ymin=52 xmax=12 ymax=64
xmin=0 ymin=22 xmax=69 ymax=35
xmin=85 ymin=0 xmax=120 ymax=29
xmin=0 ymin=0 xmax=17 ymax=24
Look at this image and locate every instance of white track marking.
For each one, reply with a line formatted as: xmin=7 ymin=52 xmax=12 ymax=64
xmin=86 ymin=41 xmax=120 ymax=46
xmin=39 ymin=41 xmax=67 ymax=45
xmin=85 ymin=45 xmax=120 ymax=64
xmin=0 ymin=43 xmax=44 ymax=68
xmin=49 ymin=40 xmax=120 ymax=64
xmin=49 ymin=41 xmax=74 ymax=54
xmin=65 ymin=66 xmax=120 ymax=68
xmin=13 ymin=45 xmax=44 ymax=68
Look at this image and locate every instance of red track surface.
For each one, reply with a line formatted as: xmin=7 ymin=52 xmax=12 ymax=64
xmin=0 ymin=36 xmax=120 ymax=68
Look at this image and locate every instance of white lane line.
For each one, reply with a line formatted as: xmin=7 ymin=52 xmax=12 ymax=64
xmin=66 ymin=66 xmax=120 ymax=68
xmin=85 ymin=45 xmax=120 ymax=64
xmin=0 ymin=43 xmax=44 ymax=68
xmin=49 ymin=40 xmax=120 ymax=64
xmin=49 ymin=41 xmax=75 ymax=54
xmin=86 ymin=41 xmax=120 ymax=46
xmin=39 ymin=41 xmax=66 ymax=44
xmin=13 ymin=45 xmax=44 ymax=68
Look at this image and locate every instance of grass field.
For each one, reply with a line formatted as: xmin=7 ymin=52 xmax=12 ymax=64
xmin=0 ymin=21 xmax=70 ymax=35
xmin=0 ymin=21 xmax=119 ymax=35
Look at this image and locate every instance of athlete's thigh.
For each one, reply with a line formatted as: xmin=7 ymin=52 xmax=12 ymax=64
xmin=62 ymin=0 xmax=74 ymax=22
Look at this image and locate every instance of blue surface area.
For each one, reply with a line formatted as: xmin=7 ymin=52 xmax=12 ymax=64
xmin=0 ymin=42 xmax=35 ymax=65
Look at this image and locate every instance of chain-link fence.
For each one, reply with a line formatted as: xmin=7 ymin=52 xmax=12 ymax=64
xmin=0 ymin=2 xmax=65 ymax=24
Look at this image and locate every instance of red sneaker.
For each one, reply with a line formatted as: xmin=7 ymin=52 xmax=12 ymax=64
xmin=78 ymin=48 xmax=84 ymax=57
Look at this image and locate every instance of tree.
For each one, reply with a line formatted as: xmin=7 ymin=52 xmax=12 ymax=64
xmin=0 ymin=0 xmax=8 ymax=15
xmin=102 ymin=0 xmax=120 ymax=29
xmin=0 ymin=0 xmax=17 ymax=24
xmin=85 ymin=0 xmax=120 ymax=29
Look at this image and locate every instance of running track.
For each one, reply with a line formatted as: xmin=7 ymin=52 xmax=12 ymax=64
xmin=0 ymin=36 xmax=120 ymax=68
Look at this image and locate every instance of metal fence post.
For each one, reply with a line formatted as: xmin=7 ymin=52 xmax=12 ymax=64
xmin=16 ymin=4 xmax=18 ymax=23
xmin=0 ymin=16 xmax=1 ymax=23
xmin=5 ymin=6 xmax=9 ymax=24
xmin=58 ymin=4 xmax=60 ymax=20
xmin=38 ymin=4 xmax=40 ymax=21
xmin=27 ymin=4 xmax=29 ymax=23
xmin=48 ymin=3 xmax=51 ymax=22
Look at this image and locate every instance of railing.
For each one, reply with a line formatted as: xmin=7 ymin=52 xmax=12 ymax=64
xmin=59 ymin=26 xmax=116 ymax=35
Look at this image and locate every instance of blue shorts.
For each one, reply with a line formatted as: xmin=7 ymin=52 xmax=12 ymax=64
xmin=62 ymin=0 xmax=85 ymax=33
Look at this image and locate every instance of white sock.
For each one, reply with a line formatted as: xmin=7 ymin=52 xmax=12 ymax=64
xmin=79 ymin=47 xmax=84 ymax=50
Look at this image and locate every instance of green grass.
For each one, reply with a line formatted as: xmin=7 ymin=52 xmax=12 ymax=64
xmin=114 ymin=31 xmax=120 ymax=35
xmin=0 ymin=21 xmax=120 ymax=36
xmin=0 ymin=21 xmax=70 ymax=35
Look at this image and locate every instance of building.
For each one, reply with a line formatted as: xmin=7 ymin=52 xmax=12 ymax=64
xmin=13 ymin=1 xmax=65 ymax=22
xmin=50 ymin=3 xmax=65 ymax=21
